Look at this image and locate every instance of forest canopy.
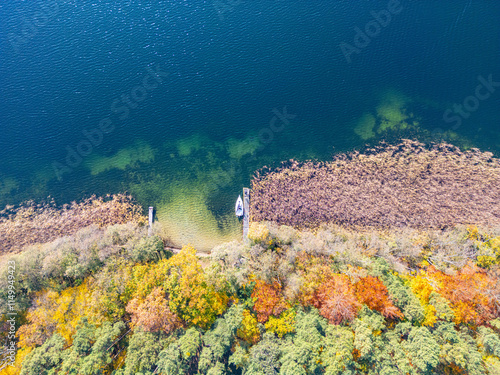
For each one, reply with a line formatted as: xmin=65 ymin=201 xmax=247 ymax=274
xmin=2 ymin=219 xmax=500 ymax=374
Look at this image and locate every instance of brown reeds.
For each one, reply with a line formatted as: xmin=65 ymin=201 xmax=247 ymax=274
xmin=0 ymin=194 xmax=146 ymax=255
xmin=251 ymin=140 xmax=500 ymax=229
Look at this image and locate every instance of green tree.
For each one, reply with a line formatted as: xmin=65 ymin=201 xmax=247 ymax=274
xmin=279 ymin=308 xmax=326 ymax=374
xmin=20 ymin=334 xmax=65 ymax=375
xmin=433 ymin=323 xmax=484 ymax=375
xmin=60 ymin=318 xmax=125 ymax=375
xmin=373 ymin=260 xmax=425 ymax=323
xmin=477 ymin=326 xmax=500 ymax=357
xmin=156 ymin=328 xmax=203 ymax=375
xmin=404 ymin=326 xmax=440 ymax=374
xmin=60 ymin=317 xmax=96 ymax=374
xmin=246 ymin=332 xmax=282 ymax=375
xmin=379 ymin=322 xmax=414 ymax=375
xmin=353 ymin=307 xmax=386 ymax=368
xmin=121 ymin=328 xmax=169 ymax=375
xmin=126 ymin=235 xmax=167 ymax=263
xmin=198 ymin=304 xmax=244 ymax=374
xmin=88 ymin=257 xmax=135 ymax=321
xmin=228 ymin=343 xmax=250 ymax=373
xmin=321 ymin=325 xmax=356 ymax=375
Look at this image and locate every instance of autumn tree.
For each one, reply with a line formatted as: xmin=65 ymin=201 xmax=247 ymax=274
xmin=128 ymin=245 xmax=228 ymax=329
xmin=426 ymin=264 xmax=495 ymax=325
xmin=355 ymin=276 xmax=403 ymax=320
xmin=17 ymin=282 xmax=92 ymax=349
xmin=295 ymin=255 xmax=361 ymax=325
xmin=265 ymin=308 xmax=296 ymax=338
xmin=126 ymin=286 xmax=180 ymax=334
xmin=295 ymin=254 xmax=334 ymax=307
xmin=237 ymin=309 xmax=261 ymax=344
xmin=251 ymin=280 xmax=288 ymax=323
xmin=316 ymin=274 xmax=361 ymax=325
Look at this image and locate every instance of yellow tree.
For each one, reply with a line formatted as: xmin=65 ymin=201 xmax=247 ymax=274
xmin=127 ymin=245 xmax=229 ymax=329
xmin=17 ymin=281 xmax=93 ymax=349
xmin=164 ymin=245 xmax=229 ymax=329
xmin=237 ymin=309 xmax=260 ymax=344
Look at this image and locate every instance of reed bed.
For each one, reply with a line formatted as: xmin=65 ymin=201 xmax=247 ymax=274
xmin=0 ymin=194 xmax=146 ymax=254
xmin=251 ymin=140 xmax=500 ymax=229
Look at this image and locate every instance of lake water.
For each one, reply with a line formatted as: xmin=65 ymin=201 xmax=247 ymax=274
xmin=1 ymin=1 xmax=499 ymax=249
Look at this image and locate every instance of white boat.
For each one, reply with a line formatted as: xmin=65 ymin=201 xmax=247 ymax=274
xmin=235 ymin=195 xmax=244 ymax=216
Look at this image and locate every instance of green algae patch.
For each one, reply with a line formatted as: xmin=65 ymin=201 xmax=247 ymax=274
xmin=226 ymin=136 xmax=260 ymax=159
xmin=176 ymin=134 xmax=205 ymax=157
xmin=0 ymin=177 xmax=19 ymax=198
xmin=354 ymin=113 xmax=376 ymax=140
xmin=353 ymin=89 xmax=422 ymax=141
xmin=376 ymin=89 xmax=413 ymax=132
xmin=86 ymin=141 xmax=155 ymax=176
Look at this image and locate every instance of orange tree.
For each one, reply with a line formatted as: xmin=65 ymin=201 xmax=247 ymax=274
xmin=250 ymin=280 xmax=288 ymax=323
xmin=426 ymin=263 xmax=495 ymax=326
xmin=296 ymin=254 xmax=361 ymax=324
xmin=355 ymin=276 xmax=403 ymax=320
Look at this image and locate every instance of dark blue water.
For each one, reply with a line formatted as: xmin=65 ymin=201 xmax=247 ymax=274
xmin=1 ymin=1 xmax=499 ymax=249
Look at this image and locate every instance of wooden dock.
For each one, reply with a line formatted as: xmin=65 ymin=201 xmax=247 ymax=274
xmin=243 ymin=187 xmax=249 ymax=240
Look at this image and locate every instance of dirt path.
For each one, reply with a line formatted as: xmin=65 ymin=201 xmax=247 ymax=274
xmin=165 ymin=246 xmax=211 ymax=258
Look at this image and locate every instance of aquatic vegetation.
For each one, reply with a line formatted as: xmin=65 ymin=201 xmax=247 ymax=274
xmin=175 ymin=134 xmax=205 ymax=157
xmin=353 ymin=112 xmax=376 ymax=140
xmin=375 ymin=89 xmax=415 ymax=133
xmin=353 ymin=89 xmax=421 ymax=141
xmin=0 ymin=194 xmax=145 ymax=254
xmin=0 ymin=177 xmax=18 ymax=198
xmin=128 ymin=133 xmax=256 ymax=251
xmin=85 ymin=141 xmax=155 ymax=175
xmin=225 ymin=136 xmax=260 ymax=159
xmin=251 ymin=140 xmax=500 ymax=229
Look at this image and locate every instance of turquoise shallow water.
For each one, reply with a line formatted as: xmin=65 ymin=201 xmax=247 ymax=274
xmin=1 ymin=1 xmax=499 ymax=249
